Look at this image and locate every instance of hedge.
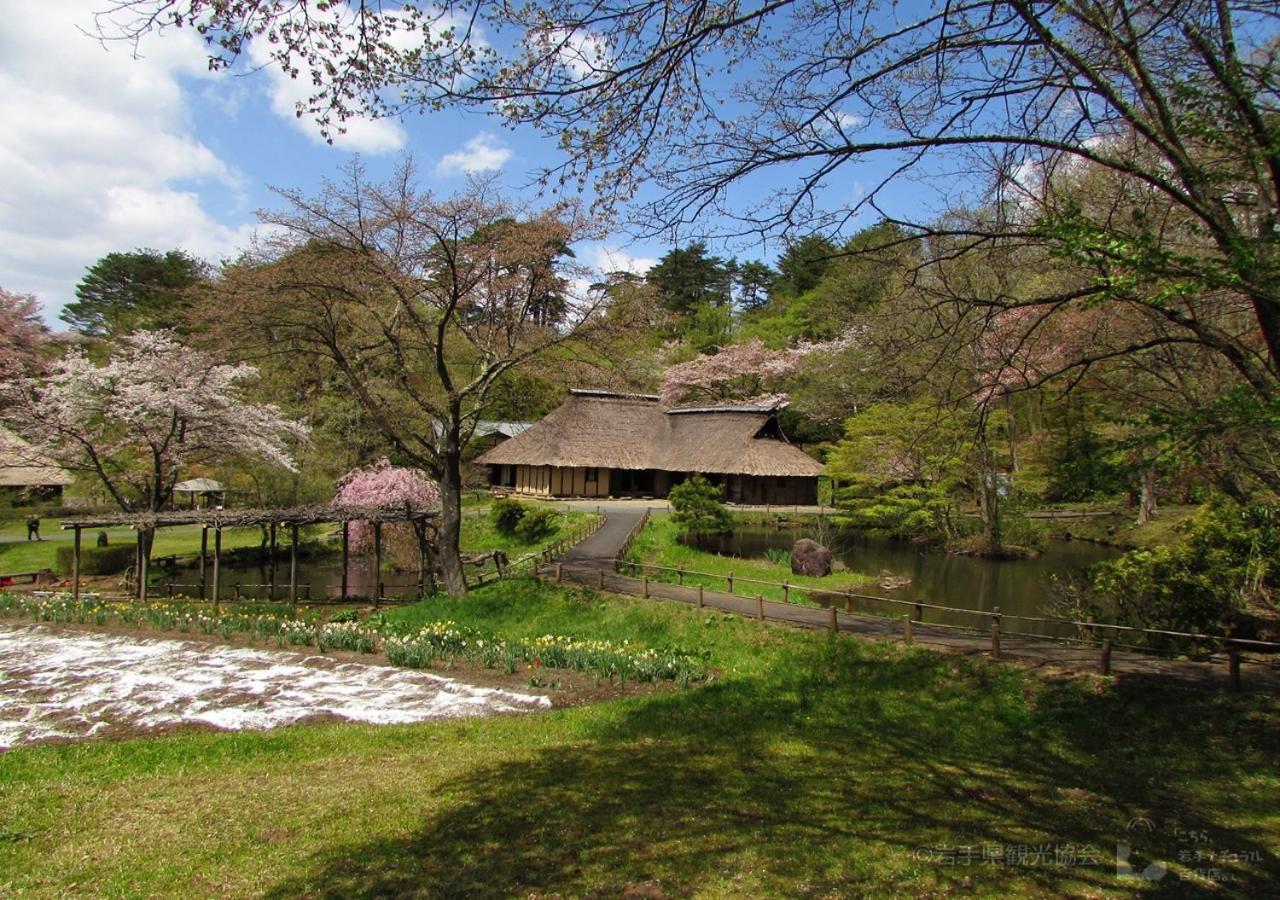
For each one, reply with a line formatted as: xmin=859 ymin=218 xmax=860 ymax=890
xmin=54 ymin=544 xmax=137 ymax=576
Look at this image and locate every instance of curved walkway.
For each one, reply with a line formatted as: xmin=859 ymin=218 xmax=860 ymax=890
xmin=547 ymin=508 xmax=1279 ymax=693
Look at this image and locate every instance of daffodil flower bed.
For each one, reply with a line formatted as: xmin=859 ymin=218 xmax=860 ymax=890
xmin=0 ymin=593 xmax=707 ymax=686
xmin=383 ymin=622 xmax=708 ymax=687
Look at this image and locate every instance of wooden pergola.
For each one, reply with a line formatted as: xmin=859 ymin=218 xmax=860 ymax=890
xmin=61 ymin=503 xmax=440 ymax=609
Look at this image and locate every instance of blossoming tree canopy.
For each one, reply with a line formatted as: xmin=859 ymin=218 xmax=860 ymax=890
xmin=1 ymin=330 xmax=309 ymax=512
xmin=333 ymin=458 xmax=441 ymax=553
xmin=659 ymin=334 xmax=861 ymax=406
xmin=0 ymin=287 xmax=49 ymax=380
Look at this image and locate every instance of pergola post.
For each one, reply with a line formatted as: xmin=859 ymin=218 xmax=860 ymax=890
xmin=373 ymin=521 xmax=383 ymax=608
xmin=340 ymin=520 xmax=350 ymax=601
xmin=72 ymin=526 xmax=82 ymax=604
xmin=212 ymin=527 xmax=222 ymax=615
xmin=269 ymin=522 xmax=278 ymax=601
xmin=289 ymin=523 xmax=299 ymax=608
xmin=198 ymin=526 xmax=208 ymax=600
xmin=416 ymin=517 xmax=426 ymax=597
xmin=139 ymin=533 xmax=149 ymax=604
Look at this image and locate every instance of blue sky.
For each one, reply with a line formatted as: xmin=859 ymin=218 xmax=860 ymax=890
xmin=2 ymin=1 xmax=927 ymax=327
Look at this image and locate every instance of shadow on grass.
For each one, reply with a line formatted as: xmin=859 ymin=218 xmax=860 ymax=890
xmin=264 ymin=640 xmax=1280 ymax=898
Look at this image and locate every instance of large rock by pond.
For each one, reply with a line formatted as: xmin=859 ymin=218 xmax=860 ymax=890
xmin=791 ymin=539 xmax=833 ymax=577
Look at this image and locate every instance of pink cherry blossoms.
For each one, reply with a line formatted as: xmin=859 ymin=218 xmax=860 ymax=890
xmin=660 ymin=332 xmax=862 ymax=406
xmin=1 ymin=330 xmax=308 ymax=512
xmin=333 ymin=458 xmax=441 ymax=553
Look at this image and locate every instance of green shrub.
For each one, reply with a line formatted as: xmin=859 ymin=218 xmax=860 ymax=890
xmin=1093 ymin=498 xmax=1279 ymax=637
xmin=491 ymin=498 xmax=527 ymax=535
xmin=669 ymin=475 xmax=733 ymax=548
xmin=513 ymin=507 xmax=558 ymax=543
xmin=54 ymin=543 xmax=137 ymax=576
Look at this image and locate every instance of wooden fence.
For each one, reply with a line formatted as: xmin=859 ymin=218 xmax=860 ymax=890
xmin=613 ymin=558 xmax=1280 ymax=688
xmin=467 ymin=512 xmax=606 ymax=588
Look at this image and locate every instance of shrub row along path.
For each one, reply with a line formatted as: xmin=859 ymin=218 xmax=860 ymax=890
xmin=552 ymin=505 xmax=1280 ymax=692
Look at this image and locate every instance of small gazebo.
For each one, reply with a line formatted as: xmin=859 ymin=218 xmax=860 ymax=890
xmin=172 ymin=477 xmax=226 ymax=509
xmin=61 ymin=503 xmax=439 ymax=608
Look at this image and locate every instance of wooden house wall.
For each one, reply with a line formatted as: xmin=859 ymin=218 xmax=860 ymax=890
xmin=512 ymin=465 xmax=609 ymax=498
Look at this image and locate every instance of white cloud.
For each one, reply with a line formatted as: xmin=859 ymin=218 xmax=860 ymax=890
xmin=435 ymin=133 xmax=513 ymax=176
xmin=0 ymin=1 xmax=258 ymax=323
xmin=582 ymin=244 xmax=657 ymax=277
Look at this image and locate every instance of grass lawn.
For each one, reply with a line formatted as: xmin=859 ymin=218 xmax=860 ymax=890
xmin=0 ymin=522 xmax=274 ymax=575
xmin=459 ymin=507 xmax=597 ymax=560
xmin=625 ymin=513 xmax=876 ymax=605
xmin=2 ymin=577 xmax=1275 ymax=896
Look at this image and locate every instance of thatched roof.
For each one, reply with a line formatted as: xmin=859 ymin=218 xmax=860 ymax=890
xmin=0 ymin=428 xmax=73 ymax=488
xmin=477 ymin=390 xmax=823 ymax=477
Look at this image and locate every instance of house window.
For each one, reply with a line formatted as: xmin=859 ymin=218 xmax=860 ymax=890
xmin=585 ymin=467 xmax=598 ymax=483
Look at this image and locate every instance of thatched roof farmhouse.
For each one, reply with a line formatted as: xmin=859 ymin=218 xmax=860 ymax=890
xmin=477 ymin=390 xmax=823 ymax=504
xmin=0 ymin=427 xmax=73 ymax=502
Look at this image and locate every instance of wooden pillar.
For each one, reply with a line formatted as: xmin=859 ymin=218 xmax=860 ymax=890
xmin=373 ymin=521 xmax=382 ymax=607
xmin=828 ymin=605 xmax=837 ymax=632
xmin=1099 ymin=638 xmax=1112 ymax=675
xmin=269 ymin=522 xmax=278 ymax=601
xmin=289 ymin=523 xmax=299 ymax=608
xmin=990 ymin=606 xmax=1002 ymax=660
xmin=139 ymin=534 xmax=149 ymax=604
xmin=1228 ymin=650 xmax=1242 ymax=692
xmin=903 ymin=614 xmax=913 ymax=645
xmin=212 ymin=527 xmax=222 ymax=615
xmin=198 ymin=526 xmax=208 ymax=600
xmin=72 ymin=526 xmax=82 ymax=604
xmin=340 ymin=521 xmax=350 ymax=601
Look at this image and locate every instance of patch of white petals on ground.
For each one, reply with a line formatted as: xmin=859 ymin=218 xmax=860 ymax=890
xmin=0 ymin=624 xmax=550 ymax=749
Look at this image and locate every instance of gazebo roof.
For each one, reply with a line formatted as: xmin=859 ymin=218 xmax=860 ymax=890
xmin=60 ymin=502 xmax=440 ymax=530
xmin=173 ymin=478 xmax=225 ymax=493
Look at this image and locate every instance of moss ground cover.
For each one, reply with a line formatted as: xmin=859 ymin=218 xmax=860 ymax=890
xmin=624 ymin=513 xmax=875 ymax=605
xmin=1 ymin=577 xmax=1276 ymax=896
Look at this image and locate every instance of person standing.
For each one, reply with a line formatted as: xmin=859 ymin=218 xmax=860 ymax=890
xmin=26 ymin=515 xmax=41 ymax=541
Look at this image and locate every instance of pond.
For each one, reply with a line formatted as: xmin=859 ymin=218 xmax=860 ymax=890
xmin=159 ymin=557 xmax=426 ymax=602
xmin=694 ymin=527 xmax=1124 ymax=633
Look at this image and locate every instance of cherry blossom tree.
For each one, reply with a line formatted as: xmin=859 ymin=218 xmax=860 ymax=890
xmin=659 ymin=334 xmax=860 ymax=406
xmin=0 ymin=288 xmax=50 ymax=382
xmin=1 ymin=330 xmax=308 ymax=557
xmin=334 ymin=459 xmax=441 ymax=579
xmin=201 ymin=162 xmax=617 ymax=595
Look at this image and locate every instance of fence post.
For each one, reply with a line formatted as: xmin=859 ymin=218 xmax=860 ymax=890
xmin=555 ymin=563 xmax=563 ymax=583
xmin=727 ymin=572 xmax=734 ymax=594
xmin=234 ymin=583 xmax=241 ymax=602
xmin=757 ymin=595 xmax=765 ymax=621
xmin=782 ymin=581 xmax=789 ymax=603
xmin=914 ymin=602 xmax=923 ymax=622
xmin=677 ymin=567 xmax=684 ymax=586
xmin=990 ymin=606 xmax=1002 ymax=660
xmin=1099 ymin=638 xmax=1112 ymax=675
xmin=598 ymin=570 xmax=605 ymax=590
xmin=643 ymin=577 xmax=649 ymax=599
xmin=903 ymin=614 xmax=913 ymax=645
xmin=1228 ymin=648 xmax=1242 ymax=692
xmin=829 ymin=605 xmax=838 ymax=632
xmin=697 ymin=584 xmax=704 ymax=608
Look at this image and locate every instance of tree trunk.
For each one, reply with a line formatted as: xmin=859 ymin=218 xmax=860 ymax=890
xmin=976 ymin=410 xmax=1002 ymax=552
xmin=1136 ymin=467 xmax=1159 ymax=526
xmin=437 ymin=421 xmax=467 ymax=596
